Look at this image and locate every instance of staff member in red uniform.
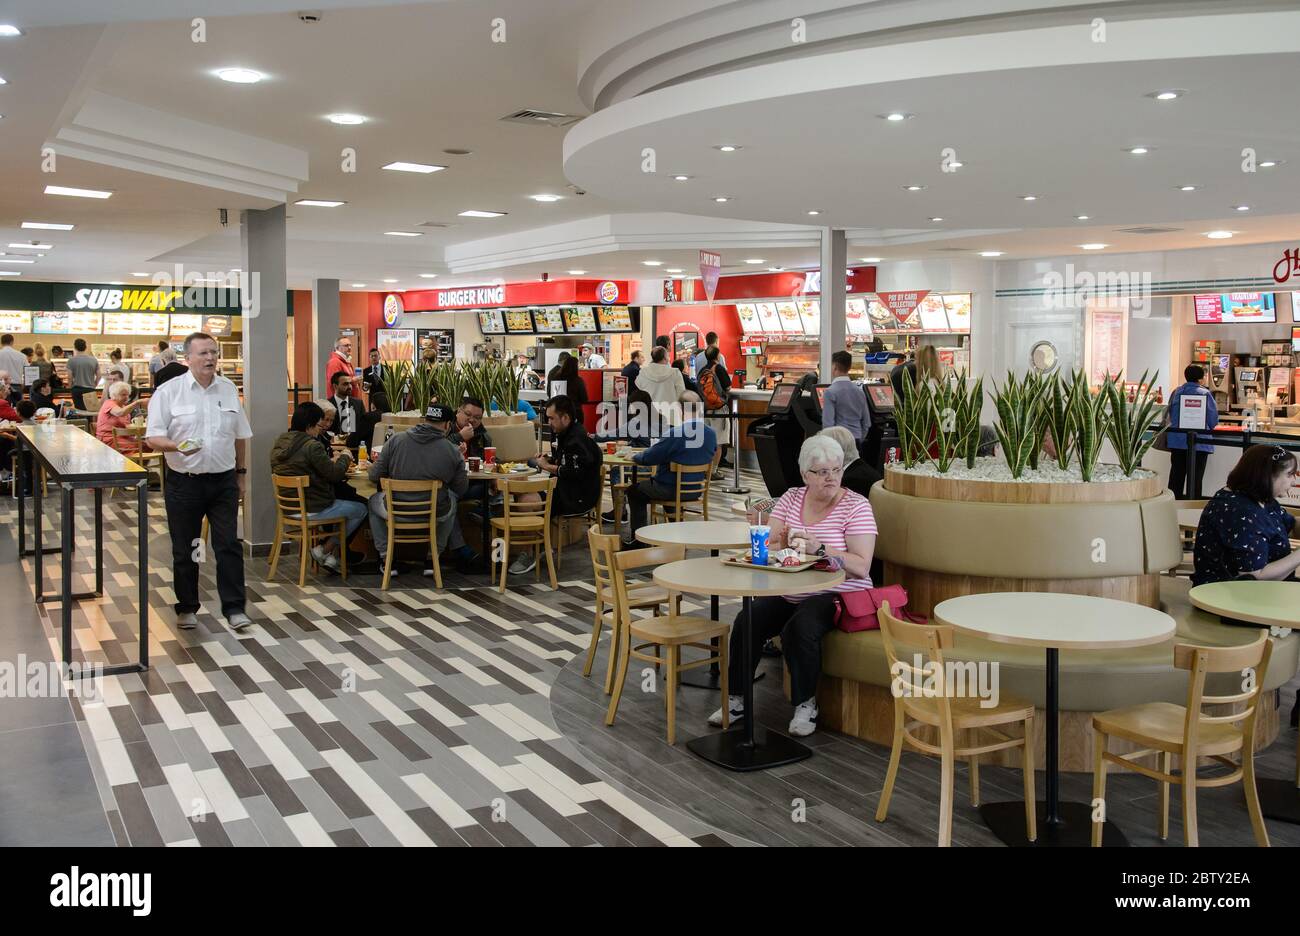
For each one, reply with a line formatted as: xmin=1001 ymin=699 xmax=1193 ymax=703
xmin=145 ymin=332 xmax=254 ymax=632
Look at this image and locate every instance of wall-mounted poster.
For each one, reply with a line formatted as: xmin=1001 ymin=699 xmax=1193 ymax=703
xmin=202 ymin=315 xmax=233 ymax=337
xmin=563 ymin=307 xmax=597 ymax=332
xmin=377 ymin=328 xmax=416 ymax=362
xmin=845 ymin=298 xmax=872 ymax=336
xmin=532 ymin=307 xmax=566 ymax=334
xmin=477 ymin=309 xmax=505 ymax=334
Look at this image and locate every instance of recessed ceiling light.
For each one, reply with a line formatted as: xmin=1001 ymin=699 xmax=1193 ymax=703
xmin=529 ymin=194 xmax=561 ymax=202
xmin=2 ymin=258 xmax=35 ymax=263
xmin=1205 ymin=230 xmax=1234 ymax=239
xmin=9 ymin=242 xmax=51 ymax=250
xmin=1234 ymin=204 xmax=1251 ymax=212
xmin=351 ymin=283 xmax=367 ymax=288
xmin=879 ymin=112 xmax=913 ymax=122
xmin=714 ymin=144 xmax=742 ymax=152
xmin=1126 ymin=146 xmax=1151 ymax=155
xmin=0 ymin=77 xmax=6 ymax=84
xmin=1079 ymin=243 xmax=1108 ymax=250
xmin=45 ymin=185 xmax=112 ymax=199
xmin=664 ymin=268 xmax=683 ymax=274
xmin=642 ymin=260 xmax=663 ymax=267
xmin=384 ymin=231 xmax=422 ymax=237
xmin=0 ymin=25 xmax=22 ymax=37
xmin=673 ymin=175 xmax=690 ymax=182
xmin=215 ymin=67 xmax=264 ymax=84
xmin=713 ymin=196 xmax=731 ymax=203
xmin=1074 ymin=215 xmax=1090 ymax=221
xmin=744 ymin=259 xmax=765 ymax=265
xmin=670 ymin=274 xmax=686 ymax=279
xmin=1019 ymin=194 xmax=1038 ymax=201
xmin=904 ymin=185 xmax=925 ymax=192
xmin=860 ymin=257 xmax=883 ymax=263
xmin=979 ymin=251 xmax=1004 ymax=257
xmin=0 ymin=271 xmax=22 ymax=276
xmin=109 ymin=281 xmax=124 ymax=285
xmin=132 ymin=272 xmax=150 ymax=276
xmin=1178 ymin=185 xmax=1197 ymax=192
xmin=383 ymin=279 xmax=398 ymax=283
xmin=1147 ymin=89 xmax=1185 ymax=101
xmin=807 ymin=210 xmax=822 ymax=216
xmin=458 ymin=210 xmax=506 ymax=218
xmin=382 ymin=161 xmax=446 ymax=174
xmin=325 ymin=113 xmax=367 ymax=125
xmin=767 ymin=267 xmax=784 ymax=272
xmin=418 ymin=274 xmax=439 ymax=279
xmin=928 ymin=217 xmax=944 ymax=222
xmin=295 ymin=199 xmax=346 ymax=207
xmin=1260 ymin=160 xmax=1284 ymax=169
xmin=22 ymin=221 xmax=73 ymax=230
xmin=567 ymin=270 xmax=587 ymax=275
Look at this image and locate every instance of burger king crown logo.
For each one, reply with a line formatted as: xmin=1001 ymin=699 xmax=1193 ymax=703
xmin=598 ymin=281 xmax=619 ymax=304
xmin=383 ymin=293 xmax=403 ymax=325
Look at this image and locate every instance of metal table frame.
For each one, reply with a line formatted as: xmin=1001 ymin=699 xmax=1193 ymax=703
xmin=16 ymin=426 xmax=150 ymax=678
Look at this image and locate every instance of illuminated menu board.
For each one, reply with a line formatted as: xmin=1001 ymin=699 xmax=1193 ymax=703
xmin=845 ymin=298 xmax=872 ymax=336
xmin=503 ymin=309 xmax=534 ymax=333
xmin=202 ymin=315 xmax=233 ymax=337
xmin=918 ymin=295 xmax=950 ymax=332
xmin=943 ymin=294 xmax=971 ymax=332
xmin=68 ymin=311 xmax=103 ymax=334
xmin=774 ymin=302 xmax=803 ymax=334
xmin=866 ymin=299 xmax=895 ymax=333
xmin=797 ymin=300 xmax=820 ymax=335
xmin=596 ymin=305 xmax=632 ymax=332
xmin=1195 ymin=293 xmax=1277 ymax=324
xmin=33 ymin=311 xmax=69 ymax=334
xmin=0 ymin=311 xmax=32 ymax=332
xmin=478 ymin=309 xmax=505 ymax=334
xmin=532 ymin=308 xmax=566 ymax=333
xmin=564 ymin=307 xmax=597 ymax=332
xmin=103 ymin=312 xmax=170 ymax=335
xmin=754 ymin=302 xmax=783 ymax=333
xmin=170 ymin=314 xmax=202 ymax=337
xmin=736 ymin=303 xmax=761 ymax=334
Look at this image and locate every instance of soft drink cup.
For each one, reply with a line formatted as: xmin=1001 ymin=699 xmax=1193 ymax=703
xmin=468 ymin=456 xmax=481 ymax=472
xmin=606 ymin=441 xmax=617 ymax=455
xmin=750 ymin=525 xmax=771 ymax=566
xmin=484 ymin=446 xmax=496 ymax=465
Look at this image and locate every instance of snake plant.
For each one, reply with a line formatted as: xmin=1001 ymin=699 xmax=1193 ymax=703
xmin=1023 ymin=370 xmax=1051 ymax=471
xmin=893 ymin=370 xmax=933 ymax=469
xmin=1103 ymin=369 xmax=1161 ymax=477
xmin=991 ymin=370 xmax=1050 ymax=479
xmin=1068 ymin=369 xmax=1109 ymax=481
xmin=378 ymin=359 xmax=412 ymax=413
xmin=926 ymin=378 xmax=962 ymax=473
xmin=1042 ymin=373 xmax=1076 ymax=470
xmin=958 ymin=373 xmax=985 ymax=469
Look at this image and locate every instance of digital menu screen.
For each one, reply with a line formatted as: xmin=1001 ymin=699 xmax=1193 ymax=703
xmin=735 ymin=303 xmax=761 ymax=334
xmin=755 ymin=302 xmax=783 ymax=333
xmin=797 ymin=300 xmax=820 ymax=336
xmin=943 ymin=294 xmax=971 ymax=332
xmin=33 ymin=311 xmax=68 ymax=334
xmin=845 ymin=298 xmax=872 ymax=336
xmin=896 ymin=307 xmax=922 ymax=332
xmin=478 ymin=309 xmax=505 ymax=334
xmin=564 ymin=306 xmax=597 ymax=332
xmin=0 ymin=311 xmax=32 ymax=332
xmin=867 ymin=384 xmax=895 ymax=410
xmin=596 ymin=305 xmax=633 ymax=332
xmin=503 ymin=309 xmax=534 ymax=333
xmin=202 ymin=315 xmax=233 ymax=337
xmin=1291 ymin=326 xmax=1300 ymax=352
xmin=103 ymin=312 xmax=170 ymax=335
xmin=918 ymin=295 xmax=950 ymax=332
xmin=170 ymin=314 xmax=202 ymax=337
xmin=1293 ymin=292 xmax=1300 ymax=323
xmin=774 ymin=302 xmax=803 ymax=334
xmin=866 ymin=299 xmax=896 ymax=333
xmin=768 ymin=383 xmax=797 ymax=412
xmin=68 ymin=310 xmax=103 ymax=334
xmin=1195 ymin=292 xmax=1277 ymax=324
xmin=532 ymin=307 xmax=566 ymax=334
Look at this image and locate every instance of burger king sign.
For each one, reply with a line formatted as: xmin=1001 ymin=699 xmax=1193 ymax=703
xmin=597 ymin=281 xmax=620 ymax=304
xmin=383 ymin=293 xmax=404 ymax=326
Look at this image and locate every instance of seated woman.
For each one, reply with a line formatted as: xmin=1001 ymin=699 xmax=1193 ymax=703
xmin=28 ymin=378 xmax=56 ymax=413
xmin=819 ymin=426 xmax=882 ymax=497
xmin=96 ymin=381 xmax=146 ymax=452
xmin=270 ymin=402 xmax=367 ymax=573
xmin=710 ymin=434 xmax=878 ymax=738
xmin=1193 ymin=444 xmax=1300 ymax=586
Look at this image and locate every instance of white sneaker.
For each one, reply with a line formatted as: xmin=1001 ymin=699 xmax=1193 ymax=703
xmin=311 ymin=545 xmax=340 ymax=572
xmin=708 ymin=695 xmax=745 ymax=727
xmin=508 ymin=552 xmax=536 ymax=575
xmin=176 ymin=612 xmax=199 ymax=630
xmin=227 ymin=612 xmax=253 ymax=631
xmin=789 ymin=699 xmax=819 ymax=737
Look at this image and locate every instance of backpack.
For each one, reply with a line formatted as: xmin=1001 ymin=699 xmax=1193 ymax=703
xmin=698 ymin=366 xmax=725 ymax=410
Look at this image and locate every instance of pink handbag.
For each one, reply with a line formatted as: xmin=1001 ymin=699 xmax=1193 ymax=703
xmin=833 ymin=585 xmax=923 ymax=632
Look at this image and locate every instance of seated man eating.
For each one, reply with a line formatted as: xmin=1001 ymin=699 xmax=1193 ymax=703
xmin=623 ymin=390 xmax=717 ymax=546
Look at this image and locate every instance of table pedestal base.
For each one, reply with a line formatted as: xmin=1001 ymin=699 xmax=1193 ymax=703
xmin=1255 ymin=779 xmax=1300 ymax=824
xmin=980 ymin=801 xmax=1128 ymax=847
xmin=686 ymin=726 xmax=810 ymax=772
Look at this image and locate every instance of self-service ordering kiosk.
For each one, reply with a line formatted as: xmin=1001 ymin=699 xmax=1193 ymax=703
xmin=861 ymin=383 xmax=901 ymax=472
xmin=750 ymin=376 xmax=823 ymax=497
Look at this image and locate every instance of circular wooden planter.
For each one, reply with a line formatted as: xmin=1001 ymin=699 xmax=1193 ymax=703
xmin=884 ymin=466 xmax=1162 ymax=503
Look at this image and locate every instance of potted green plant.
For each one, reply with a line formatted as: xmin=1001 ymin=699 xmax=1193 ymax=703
xmin=1042 ymin=373 xmax=1075 ymax=470
xmin=1103 ymin=369 xmax=1161 ymax=477
xmin=1069 ymin=369 xmax=1109 ymax=481
xmin=991 ymin=370 xmax=1049 ymax=479
xmin=893 ymin=373 xmax=933 ymax=469
xmin=378 ymin=359 xmax=412 ymax=413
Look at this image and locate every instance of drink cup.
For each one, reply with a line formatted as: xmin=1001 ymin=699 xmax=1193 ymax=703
xmin=606 ymin=441 xmax=617 ymax=455
xmin=484 ymin=446 xmax=496 ymax=466
xmin=749 ymin=525 xmax=771 ymax=566
xmin=468 ymin=456 xmax=481 ymax=472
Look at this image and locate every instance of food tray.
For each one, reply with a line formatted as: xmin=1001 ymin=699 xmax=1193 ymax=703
xmin=720 ymin=551 xmax=819 ymax=573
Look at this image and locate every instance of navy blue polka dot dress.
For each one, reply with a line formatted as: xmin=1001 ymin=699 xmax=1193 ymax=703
xmin=1192 ymin=488 xmax=1295 ymax=586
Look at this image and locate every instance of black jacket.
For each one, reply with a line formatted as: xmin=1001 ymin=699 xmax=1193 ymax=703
xmin=550 ymin=421 xmax=603 ymax=515
xmin=330 ymin=396 xmax=367 ymax=446
xmin=842 ymin=458 xmax=882 ymax=499
xmin=620 ymin=360 xmax=640 ymax=391
xmin=445 ymin=421 xmax=492 ymax=460
xmin=361 ymin=362 xmax=385 ymax=391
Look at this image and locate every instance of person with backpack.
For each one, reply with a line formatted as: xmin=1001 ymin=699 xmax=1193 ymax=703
xmin=697 ymin=345 xmax=733 ymax=474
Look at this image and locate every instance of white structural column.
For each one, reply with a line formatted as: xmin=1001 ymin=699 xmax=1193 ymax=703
xmin=819 ymin=227 xmax=847 ymax=381
xmin=240 ymin=205 xmax=288 ymax=550
xmin=312 ymin=279 xmax=340 ymax=396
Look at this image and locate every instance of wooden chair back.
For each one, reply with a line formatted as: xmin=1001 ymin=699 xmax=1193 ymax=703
xmin=1173 ymin=637 xmax=1272 ymax=746
xmin=381 ymin=477 xmax=443 ymax=542
xmin=611 ymin=544 xmax=686 ymax=631
xmin=588 ymin=523 xmax=621 ymax=608
xmin=500 ymin=475 xmax=557 ymax=527
xmin=271 ymin=474 xmax=311 ymax=523
xmin=662 ymin=450 xmax=720 ymax=520
xmin=878 ymin=602 xmax=957 ymax=725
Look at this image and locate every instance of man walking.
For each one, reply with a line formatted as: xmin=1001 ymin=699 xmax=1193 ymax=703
xmin=67 ymin=339 xmax=101 ymax=410
xmin=145 ymin=332 xmax=253 ymax=631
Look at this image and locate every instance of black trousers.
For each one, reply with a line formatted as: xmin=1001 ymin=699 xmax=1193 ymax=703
xmin=727 ymin=594 xmax=839 ymax=706
xmin=71 ymin=386 xmax=94 ymax=410
xmin=164 ymin=469 xmax=245 ymax=616
xmin=1168 ymin=448 xmax=1208 ymax=500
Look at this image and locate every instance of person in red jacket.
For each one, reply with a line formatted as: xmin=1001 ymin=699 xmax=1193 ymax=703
xmin=0 ymin=370 xmax=25 ymax=485
xmin=324 ymin=336 xmax=355 ymax=393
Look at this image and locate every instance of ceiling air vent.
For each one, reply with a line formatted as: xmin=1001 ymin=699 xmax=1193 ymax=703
xmin=500 ymin=109 xmax=583 ymax=128
xmin=930 ymin=247 xmax=971 ymax=252
xmin=1113 ymin=226 xmax=1182 ymax=235
xmin=417 ymin=221 xmax=456 ymax=229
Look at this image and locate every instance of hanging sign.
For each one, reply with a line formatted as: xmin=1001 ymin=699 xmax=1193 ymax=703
xmin=876 ymin=290 xmax=930 ymax=324
xmin=699 ymin=250 xmax=722 ymax=303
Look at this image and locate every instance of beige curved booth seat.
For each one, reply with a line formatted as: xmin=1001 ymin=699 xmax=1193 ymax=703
xmin=482 ymin=414 xmax=538 ymax=463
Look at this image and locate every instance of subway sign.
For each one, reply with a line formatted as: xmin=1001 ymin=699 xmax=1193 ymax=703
xmin=61 ymin=285 xmax=243 ymax=313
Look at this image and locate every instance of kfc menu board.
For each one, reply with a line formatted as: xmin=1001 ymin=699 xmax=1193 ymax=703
xmin=943 ymin=294 xmax=971 ymax=332
xmin=918 ymin=295 xmax=949 ymax=332
xmin=755 ymin=302 xmax=783 ymax=333
xmin=503 ymin=309 xmax=534 ymax=334
xmin=735 ymin=303 xmax=761 ymax=334
xmin=797 ymin=300 xmax=820 ymax=336
xmin=867 ymin=299 xmax=896 ymax=333
xmin=1195 ymin=292 xmax=1277 ymax=324
xmin=774 ymin=302 xmax=804 ymax=334
xmin=845 ymin=298 xmax=872 ymax=336
xmin=0 ymin=311 xmax=31 ymax=332
xmin=478 ymin=309 xmax=505 ymax=334
xmin=532 ymin=307 xmax=566 ymax=334
xmin=564 ymin=306 xmax=597 ymax=333
xmin=597 ymin=305 xmax=633 ymax=332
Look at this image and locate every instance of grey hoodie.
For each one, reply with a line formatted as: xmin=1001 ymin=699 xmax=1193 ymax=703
xmin=368 ymin=421 xmax=468 ymax=510
xmin=636 ymin=361 xmax=685 ymax=406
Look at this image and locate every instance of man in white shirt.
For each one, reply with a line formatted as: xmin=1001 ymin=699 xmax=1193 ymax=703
xmin=580 ymin=343 xmax=607 ymax=369
xmin=145 ymin=332 xmax=254 ymax=631
xmin=0 ymin=334 xmax=29 ymax=400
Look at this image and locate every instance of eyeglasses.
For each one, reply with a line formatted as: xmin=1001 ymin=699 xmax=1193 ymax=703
xmin=805 ymin=467 xmax=843 ymax=479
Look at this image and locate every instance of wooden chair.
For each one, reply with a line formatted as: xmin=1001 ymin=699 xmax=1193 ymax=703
xmin=584 ymin=524 xmax=677 ymax=693
xmin=267 ymin=475 xmax=349 ymax=586
xmin=491 ymin=475 xmax=558 ymax=593
xmin=649 ymin=450 xmax=721 ymax=524
xmin=602 ymin=462 xmax=632 ymax=537
xmin=1091 ymin=636 xmax=1272 ymax=847
xmin=378 ymin=477 xmax=444 ymax=590
xmin=112 ymin=427 xmax=165 ymax=493
xmin=604 ymin=544 xmax=729 ymax=744
xmin=875 ymin=602 xmax=1038 ymax=847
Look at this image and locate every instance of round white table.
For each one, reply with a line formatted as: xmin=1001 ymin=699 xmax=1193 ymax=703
xmin=1189 ymin=579 xmax=1300 ymax=825
xmin=1177 ymin=508 xmax=1202 ymax=530
xmin=653 ymin=556 xmax=844 ymax=771
xmin=637 ymin=521 xmax=753 ymax=689
xmin=932 ymin=592 xmax=1174 ymax=847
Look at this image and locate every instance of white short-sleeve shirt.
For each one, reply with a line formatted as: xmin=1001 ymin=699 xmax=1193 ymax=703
xmin=145 ymin=370 xmax=252 ymax=472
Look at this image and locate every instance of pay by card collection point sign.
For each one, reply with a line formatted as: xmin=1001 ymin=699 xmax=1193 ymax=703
xmin=876 ymin=290 xmax=930 ymax=324
xmin=699 ymin=250 xmax=722 ymax=303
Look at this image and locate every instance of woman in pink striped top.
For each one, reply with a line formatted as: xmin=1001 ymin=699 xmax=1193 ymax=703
xmin=709 ymin=435 xmax=878 ymax=738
